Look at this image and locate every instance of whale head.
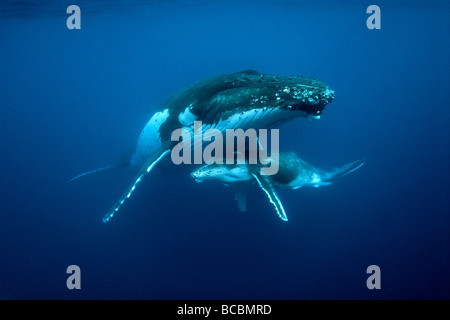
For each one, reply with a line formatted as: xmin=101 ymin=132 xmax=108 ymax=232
xmin=131 ymin=70 xmax=334 ymax=167
xmin=191 ymin=164 xmax=252 ymax=184
xmin=159 ymin=70 xmax=335 ymax=137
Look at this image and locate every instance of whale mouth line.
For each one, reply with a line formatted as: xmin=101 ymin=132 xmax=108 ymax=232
xmin=283 ymin=102 xmax=323 ymax=114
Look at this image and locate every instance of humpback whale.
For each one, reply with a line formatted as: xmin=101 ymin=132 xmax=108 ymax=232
xmin=71 ymin=70 xmax=335 ymax=222
xmin=191 ymin=152 xmax=365 ymax=221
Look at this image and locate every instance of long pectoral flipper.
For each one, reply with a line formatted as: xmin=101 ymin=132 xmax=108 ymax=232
xmin=103 ymin=147 xmax=171 ymax=223
xmin=251 ymin=171 xmax=287 ymax=221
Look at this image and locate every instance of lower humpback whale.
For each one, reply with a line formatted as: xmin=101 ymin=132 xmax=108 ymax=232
xmin=70 ymin=70 xmax=335 ymax=222
xmin=191 ymin=152 xmax=365 ymax=221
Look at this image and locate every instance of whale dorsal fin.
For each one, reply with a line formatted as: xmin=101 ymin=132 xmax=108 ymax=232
xmin=250 ymin=170 xmax=287 ymax=221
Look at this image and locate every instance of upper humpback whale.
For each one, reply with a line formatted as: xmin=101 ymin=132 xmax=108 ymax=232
xmin=71 ymin=70 xmax=335 ymax=222
xmin=191 ymin=152 xmax=365 ymax=221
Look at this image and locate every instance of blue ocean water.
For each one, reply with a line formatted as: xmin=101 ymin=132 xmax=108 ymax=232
xmin=1 ymin=0 xmax=449 ymax=299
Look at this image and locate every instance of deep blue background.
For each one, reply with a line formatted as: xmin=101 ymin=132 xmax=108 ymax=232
xmin=1 ymin=0 xmax=449 ymax=299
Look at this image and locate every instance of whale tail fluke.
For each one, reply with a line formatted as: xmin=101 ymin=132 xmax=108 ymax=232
xmin=68 ymin=154 xmax=132 ymax=183
xmin=67 ymin=164 xmax=117 ymax=183
xmin=318 ymin=158 xmax=366 ymax=186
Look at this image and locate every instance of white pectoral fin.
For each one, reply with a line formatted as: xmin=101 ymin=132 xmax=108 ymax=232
xmin=232 ymin=182 xmax=247 ymax=212
xmin=251 ymin=172 xmax=287 ymax=221
xmin=103 ymin=147 xmax=171 ymax=223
